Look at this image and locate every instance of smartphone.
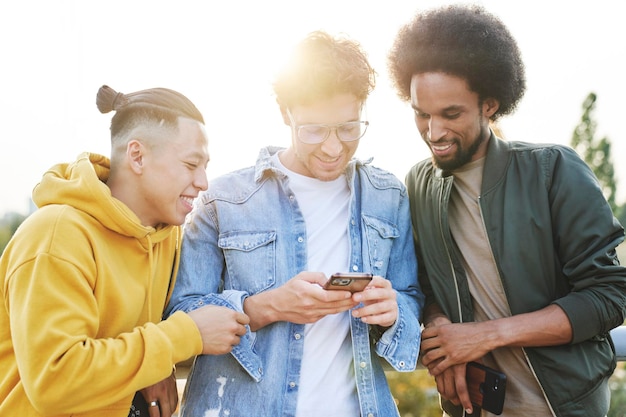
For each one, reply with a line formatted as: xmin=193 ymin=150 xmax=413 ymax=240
xmin=466 ymin=361 xmax=507 ymax=415
xmin=323 ymin=272 xmax=373 ymax=292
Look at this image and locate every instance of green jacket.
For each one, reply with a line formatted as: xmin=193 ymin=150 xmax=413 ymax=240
xmin=406 ymin=134 xmax=626 ymax=417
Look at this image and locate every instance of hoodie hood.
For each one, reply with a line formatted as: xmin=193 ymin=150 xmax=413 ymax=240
xmin=32 ymin=152 xmax=173 ymax=244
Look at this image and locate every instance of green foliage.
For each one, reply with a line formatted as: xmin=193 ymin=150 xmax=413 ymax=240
xmin=617 ymin=206 xmax=626 ymax=230
xmin=0 ymin=212 xmax=26 ymax=255
xmin=609 ymin=363 xmax=626 ymax=417
xmin=0 ymin=227 xmax=10 ymax=255
xmin=387 ymin=370 xmax=441 ymax=417
xmin=571 ymin=92 xmax=619 ymax=212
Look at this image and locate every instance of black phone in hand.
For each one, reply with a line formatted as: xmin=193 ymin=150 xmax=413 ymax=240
xmin=466 ymin=361 xmax=507 ymax=415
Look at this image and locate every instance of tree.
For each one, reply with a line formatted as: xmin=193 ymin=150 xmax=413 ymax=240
xmin=570 ymin=92 xmax=620 ymax=214
xmin=0 ymin=212 xmax=26 ymax=255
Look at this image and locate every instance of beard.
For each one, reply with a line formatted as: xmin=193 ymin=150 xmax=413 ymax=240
xmin=428 ymin=127 xmax=489 ymax=172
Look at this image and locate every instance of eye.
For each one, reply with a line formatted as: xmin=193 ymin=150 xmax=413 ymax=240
xmin=301 ymin=125 xmax=327 ymax=136
xmin=414 ymin=110 xmax=430 ymax=119
xmin=444 ymin=112 xmax=461 ymax=120
xmin=338 ymin=122 xmax=360 ymax=134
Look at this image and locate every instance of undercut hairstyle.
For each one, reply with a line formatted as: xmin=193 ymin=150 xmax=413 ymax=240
xmin=96 ymin=85 xmax=204 ymax=140
xmin=387 ymin=4 xmax=526 ymax=120
xmin=273 ymin=30 xmax=376 ymax=108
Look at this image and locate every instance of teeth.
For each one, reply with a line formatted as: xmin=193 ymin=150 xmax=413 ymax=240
xmin=181 ymin=197 xmax=194 ymax=205
xmin=432 ymin=143 xmax=453 ymax=151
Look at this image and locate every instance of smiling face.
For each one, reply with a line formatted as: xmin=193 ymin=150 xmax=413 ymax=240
xmin=279 ymin=94 xmax=363 ymax=181
xmin=135 ymin=117 xmax=210 ymax=227
xmin=410 ymin=72 xmax=499 ymax=171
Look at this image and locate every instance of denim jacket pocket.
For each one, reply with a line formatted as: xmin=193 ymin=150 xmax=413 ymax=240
xmin=218 ymin=230 xmax=276 ymax=294
xmin=362 ymin=215 xmax=399 ymax=275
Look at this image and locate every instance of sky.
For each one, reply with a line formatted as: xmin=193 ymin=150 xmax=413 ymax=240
xmin=1 ymin=0 xmax=624 ymax=215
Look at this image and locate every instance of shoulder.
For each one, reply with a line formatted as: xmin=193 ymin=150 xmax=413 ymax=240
xmin=405 ymin=157 xmax=437 ymax=188
xmin=357 ymin=163 xmax=405 ymax=191
xmin=505 ymin=141 xmax=587 ymax=173
xmin=203 ymin=166 xmax=266 ymax=204
xmin=506 ymin=140 xmax=579 ymax=159
xmin=3 ymin=205 xmax=97 ymax=267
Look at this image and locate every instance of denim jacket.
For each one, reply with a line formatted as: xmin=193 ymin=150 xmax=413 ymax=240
xmin=166 ymin=147 xmax=423 ymax=417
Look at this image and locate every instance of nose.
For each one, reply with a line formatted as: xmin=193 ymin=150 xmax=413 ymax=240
xmin=428 ymin=118 xmax=448 ymax=142
xmin=320 ymin=128 xmax=344 ymax=155
xmin=195 ymin=169 xmax=209 ymax=191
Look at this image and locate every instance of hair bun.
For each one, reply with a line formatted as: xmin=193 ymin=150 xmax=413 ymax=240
xmin=96 ymin=85 xmax=128 ymax=114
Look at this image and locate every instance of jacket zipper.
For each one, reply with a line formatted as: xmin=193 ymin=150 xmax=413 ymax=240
xmin=439 ymin=179 xmax=464 ymax=324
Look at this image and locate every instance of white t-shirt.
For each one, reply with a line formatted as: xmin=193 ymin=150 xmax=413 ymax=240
xmin=273 ymin=153 xmax=359 ymax=417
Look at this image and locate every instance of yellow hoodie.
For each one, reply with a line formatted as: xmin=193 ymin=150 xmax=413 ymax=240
xmin=0 ymin=153 xmax=202 ymax=417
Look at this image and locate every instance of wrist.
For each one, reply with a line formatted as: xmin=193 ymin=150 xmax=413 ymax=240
xmin=244 ymin=292 xmax=275 ymax=331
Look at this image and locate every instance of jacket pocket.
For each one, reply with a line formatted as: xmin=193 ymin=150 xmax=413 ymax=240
xmin=218 ymin=230 xmax=276 ymax=294
xmin=362 ymin=215 xmax=399 ymax=276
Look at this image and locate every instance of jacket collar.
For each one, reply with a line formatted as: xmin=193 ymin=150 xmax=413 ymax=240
xmin=432 ymin=130 xmax=509 ymax=191
xmin=252 ymin=145 xmax=371 ymax=184
xmin=481 ymin=131 xmax=510 ymax=194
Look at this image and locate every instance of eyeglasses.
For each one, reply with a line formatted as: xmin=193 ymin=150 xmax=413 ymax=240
xmin=286 ymin=108 xmax=369 ymax=144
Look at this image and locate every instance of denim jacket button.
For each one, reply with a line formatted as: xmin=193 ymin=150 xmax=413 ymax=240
xmin=398 ymin=361 xmax=405 ymax=368
xmin=294 ymin=333 xmax=301 ymax=340
xmin=297 ymin=236 xmax=304 ymax=243
xmin=359 ymin=361 xmax=367 ymax=368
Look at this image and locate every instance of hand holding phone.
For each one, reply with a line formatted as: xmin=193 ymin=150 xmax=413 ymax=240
xmin=323 ymin=272 xmax=373 ymax=293
xmin=466 ymin=361 xmax=506 ymax=415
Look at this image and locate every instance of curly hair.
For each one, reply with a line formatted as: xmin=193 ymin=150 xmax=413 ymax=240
xmin=273 ymin=30 xmax=376 ymax=108
xmin=387 ymin=4 xmax=525 ymax=120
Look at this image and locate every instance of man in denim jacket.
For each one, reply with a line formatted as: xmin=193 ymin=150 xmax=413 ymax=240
xmin=165 ymin=31 xmax=424 ymax=417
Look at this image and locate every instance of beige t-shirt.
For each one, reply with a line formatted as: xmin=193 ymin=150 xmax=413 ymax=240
xmin=447 ymin=157 xmax=552 ymax=416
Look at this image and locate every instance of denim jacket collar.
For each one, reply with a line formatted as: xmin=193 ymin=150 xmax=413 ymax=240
xmin=253 ymin=145 xmax=374 ymax=185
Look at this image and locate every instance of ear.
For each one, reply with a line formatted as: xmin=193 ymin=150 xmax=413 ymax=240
xmin=482 ymin=98 xmax=500 ymax=119
xmin=127 ymin=140 xmax=144 ymax=174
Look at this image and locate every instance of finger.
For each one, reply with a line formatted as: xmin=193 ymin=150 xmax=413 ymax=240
xmin=170 ymin=374 xmax=179 ymax=409
xmin=435 ymin=375 xmax=446 ymax=398
xmin=163 ymin=398 xmax=177 ymax=417
xmin=421 ymin=326 xmax=438 ymax=339
xmin=147 ymin=400 xmax=161 ymax=417
xmin=297 ymin=271 xmax=327 ymax=285
xmin=352 ymin=304 xmax=396 ymax=326
xmin=236 ymin=324 xmax=248 ymax=336
xmin=235 ymin=312 xmax=250 ymax=325
xmin=429 ymin=355 xmax=452 ymax=376
xmin=435 ymin=374 xmax=459 ymax=405
xmin=319 ymin=288 xmax=354 ymax=302
xmin=455 ymin=366 xmax=473 ymax=414
xmin=445 ymin=371 xmax=462 ymax=405
xmin=367 ymin=275 xmax=391 ymax=289
xmin=422 ymin=348 xmax=446 ymax=370
xmin=353 ymin=285 xmax=394 ymax=301
xmin=356 ymin=311 xmax=395 ymax=327
xmin=428 ymin=361 xmax=447 ymax=376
